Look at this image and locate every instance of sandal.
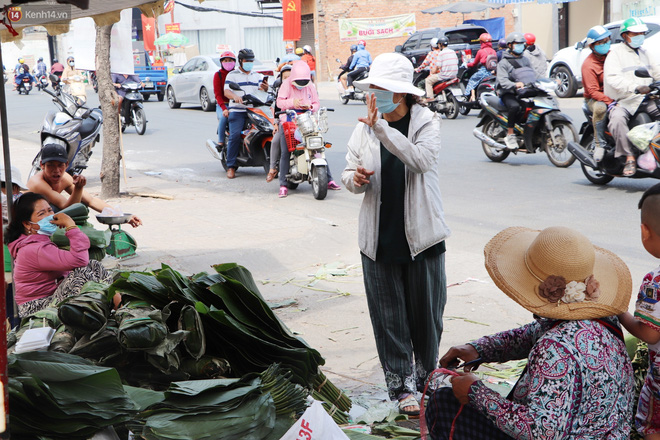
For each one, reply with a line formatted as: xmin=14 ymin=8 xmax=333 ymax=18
xmin=278 ymin=186 xmax=288 ymax=198
xmin=398 ymin=394 xmax=420 ymax=417
xmin=623 ymin=159 xmax=636 ymax=177
xmin=266 ymin=169 xmax=277 ymax=183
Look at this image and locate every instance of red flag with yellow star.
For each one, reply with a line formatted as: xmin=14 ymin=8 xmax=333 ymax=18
xmin=141 ymin=14 xmax=156 ymax=52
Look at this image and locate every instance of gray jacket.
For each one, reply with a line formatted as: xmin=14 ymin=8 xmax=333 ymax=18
xmin=524 ymin=45 xmax=548 ymax=78
xmin=341 ymin=104 xmax=451 ymax=260
xmin=496 ymin=51 xmax=536 ymax=94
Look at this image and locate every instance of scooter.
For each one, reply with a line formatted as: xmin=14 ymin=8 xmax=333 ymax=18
xmin=28 ymin=74 xmax=103 ymax=178
xmin=17 ymin=76 xmax=32 ymax=95
xmin=568 ymin=67 xmax=660 ymax=185
xmin=457 ymin=65 xmax=496 ymax=116
xmin=336 ymin=59 xmax=367 ymax=105
xmin=118 ymin=81 xmax=147 ymax=135
xmin=35 ymin=74 xmax=49 ymax=91
xmin=279 ymin=108 xmax=335 ymax=200
xmin=413 ymin=70 xmax=462 ymax=119
xmin=473 ymin=78 xmax=577 ymax=168
xmin=205 ymin=83 xmax=274 ymax=172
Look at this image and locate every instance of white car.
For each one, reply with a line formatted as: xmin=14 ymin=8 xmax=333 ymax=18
xmin=548 ymin=16 xmax=660 ymax=98
xmin=166 ymin=55 xmax=276 ymax=111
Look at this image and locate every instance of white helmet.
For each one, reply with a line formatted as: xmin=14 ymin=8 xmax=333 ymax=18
xmin=303 ymin=45 xmax=312 ymax=53
xmin=430 ymin=37 xmax=439 ymax=48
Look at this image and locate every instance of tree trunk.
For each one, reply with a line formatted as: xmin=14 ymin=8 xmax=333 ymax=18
xmin=95 ymin=24 xmax=121 ymax=199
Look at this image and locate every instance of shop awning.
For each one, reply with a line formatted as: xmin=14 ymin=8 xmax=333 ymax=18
xmin=422 ymin=2 xmax=505 ymax=14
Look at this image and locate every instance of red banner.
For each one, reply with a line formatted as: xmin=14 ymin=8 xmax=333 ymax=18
xmin=141 ymin=15 xmax=156 ymax=52
xmin=282 ymin=0 xmax=301 ymax=41
xmin=165 ymin=23 xmax=181 ymax=33
xmin=164 ymin=0 xmax=175 ymax=13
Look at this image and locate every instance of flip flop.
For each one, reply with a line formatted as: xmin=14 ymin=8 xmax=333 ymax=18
xmin=398 ymin=394 xmax=420 ymax=417
xmin=266 ymin=169 xmax=277 ymax=183
xmin=623 ymin=159 xmax=636 ymax=177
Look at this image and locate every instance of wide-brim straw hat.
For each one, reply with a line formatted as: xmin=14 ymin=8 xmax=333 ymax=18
xmin=484 ymin=226 xmax=632 ymax=320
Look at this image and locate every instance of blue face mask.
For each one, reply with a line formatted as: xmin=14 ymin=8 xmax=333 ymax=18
xmin=371 ymin=89 xmax=401 ymax=114
xmin=31 ymin=215 xmax=57 ymax=236
xmin=629 ymin=35 xmax=645 ymax=48
xmin=593 ymin=42 xmax=610 ymax=55
xmin=242 ymin=62 xmax=254 ymax=72
xmin=294 ymin=84 xmax=306 ymax=90
xmin=512 ymin=43 xmax=525 ymax=55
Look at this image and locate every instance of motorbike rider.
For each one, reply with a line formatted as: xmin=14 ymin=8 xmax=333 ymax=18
xmin=344 ymin=40 xmax=372 ymax=97
xmin=13 ymin=57 xmax=25 ymax=90
xmin=111 ymin=71 xmax=144 ymax=116
xmin=522 ymin=33 xmax=548 ymax=78
xmin=50 ymin=59 xmax=64 ymax=78
xmin=301 ymin=45 xmax=316 ymax=82
xmin=339 ymin=45 xmax=358 ymax=92
xmin=27 ymin=144 xmax=142 ymax=227
xmin=213 ymin=51 xmax=236 ymax=153
xmin=496 ymin=38 xmax=507 ymax=61
xmin=496 ymin=32 xmax=538 ymax=150
xmin=62 ymin=56 xmax=87 ymax=102
xmin=35 ymin=57 xmax=47 ymax=78
xmin=604 ymin=17 xmax=660 ymax=177
xmin=14 ymin=64 xmax=36 ymax=91
xmin=581 ymin=25 xmax=614 ymax=162
xmin=416 ymin=37 xmax=458 ymax=103
xmin=463 ymin=33 xmax=497 ymax=101
xmin=223 ymin=48 xmax=269 ymax=179
xmin=277 ymin=43 xmax=300 ymax=72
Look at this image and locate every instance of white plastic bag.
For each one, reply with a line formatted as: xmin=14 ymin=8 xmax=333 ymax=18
xmin=627 ymin=122 xmax=659 ymax=152
xmin=638 ymin=149 xmax=658 ymax=171
xmin=279 ymin=400 xmax=349 ymax=440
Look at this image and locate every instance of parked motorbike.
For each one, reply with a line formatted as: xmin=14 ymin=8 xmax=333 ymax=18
xmin=205 ymin=83 xmax=274 ymax=172
xmin=568 ymin=67 xmax=660 ymax=185
xmin=28 ymin=74 xmax=103 ymax=178
xmin=35 ymin=74 xmax=49 ymax=91
xmin=413 ymin=70 xmax=462 ymax=119
xmin=118 ymin=81 xmax=147 ymax=135
xmin=336 ymin=59 xmax=367 ymax=105
xmin=278 ymin=108 xmax=335 ymax=200
xmin=90 ymin=71 xmax=98 ymax=93
xmin=457 ymin=65 xmax=496 ymax=116
xmin=473 ymin=78 xmax=577 ymax=167
xmin=17 ymin=76 xmax=33 ymax=95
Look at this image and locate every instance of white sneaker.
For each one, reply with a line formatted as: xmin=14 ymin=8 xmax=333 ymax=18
xmin=593 ymin=146 xmax=605 ymax=162
xmin=504 ymin=134 xmax=518 ymax=150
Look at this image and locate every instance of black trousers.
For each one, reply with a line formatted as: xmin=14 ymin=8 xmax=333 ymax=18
xmin=500 ymin=93 xmax=521 ymax=129
xmin=347 ymin=67 xmax=368 ymax=87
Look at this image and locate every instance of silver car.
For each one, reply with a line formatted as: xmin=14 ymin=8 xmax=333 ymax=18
xmin=166 ymin=55 xmax=275 ymax=112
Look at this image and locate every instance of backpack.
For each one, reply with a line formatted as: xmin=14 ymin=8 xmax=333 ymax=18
xmin=485 ymin=54 xmax=498 ymax=72
xmin=507 ymin=57 xmax=537 ymax=85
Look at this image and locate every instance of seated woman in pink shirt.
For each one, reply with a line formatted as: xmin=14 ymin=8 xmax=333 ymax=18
xmin=6 ymin=192 xmax=111 ymax=317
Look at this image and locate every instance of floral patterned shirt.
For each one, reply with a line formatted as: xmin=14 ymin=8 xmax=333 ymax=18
xmin=634 ymin=266 xmax=660 ymax=392
xmin=467 ymin=319 xmax=634 ymax=440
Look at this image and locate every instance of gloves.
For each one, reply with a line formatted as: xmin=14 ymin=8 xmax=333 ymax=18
xmin=607 ymin=101 xmax=617 ymax=112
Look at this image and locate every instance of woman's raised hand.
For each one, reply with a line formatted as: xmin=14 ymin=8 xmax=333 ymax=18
xmin=439 ymin=344 xmax=480 ymax=370
xmin=51 ymin=213 xmax=75 ymax=229
xmin=353 ymin=166 xmax=375 ymax=187
xmin=358 ymin=93 xmax=378 ymax=127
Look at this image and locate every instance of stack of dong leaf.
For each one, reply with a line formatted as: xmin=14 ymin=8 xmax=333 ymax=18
xmin=50 ymin=203 xmax=111 ymax=261
xmin=7 ymin=263 xmax=352 ymax=439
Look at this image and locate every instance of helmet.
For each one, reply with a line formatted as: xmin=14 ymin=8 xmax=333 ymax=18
xmin=303 ymin=44 xmax=312 ymax=53
xmin=506 ymin=32 xmax=525 ymax=45
xmin=66 ymin=56 xmax=74 ymax=62
xmin=18 ymin=57 xmax=24 ymax=64
xmin=498 ymin=38 xmax=507 ymax=48
xmin=358 ymin=39 xmax=366 ymax=47
xmin=586 ymin=25 xmax=611 ymax=45
xmin=285 ymin=42 xmax=294 ymax=51
xmin=38 ymin=57 xmax=43 ymax=62
xmin=430 ymin=37 xmax=439 ymax=48
xmin=350 ymin=44 xmax=358 ymax=52
xmin=479 ymin=33 xmax=492 ymax=43
xmin=280 ymin=64 xmax=293 ymax=73
xmin=220 ymin=50 xmax=236 ymax=61
xmin=437 ymin=36 xmax=449 ymax=47
xmin=52 ymin=59 xmax=58 ymax=64
xmin=621 ymin=17 xmax=648 ymax=34
xmin=524 ymin=33 xmax=536 ymax=45
xmin=237 ymin=48 xmax=255 ymax=62
xmin=295 ymin=47 xmax=304 ymax=55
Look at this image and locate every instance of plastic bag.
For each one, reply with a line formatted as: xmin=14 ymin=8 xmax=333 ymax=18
xmin=627 ymin=122 xmax=659 ymax=152
xmin=279 ymin=400 xmax=349 ymax=440
xmin=638 ymin=149 xmax=658 ymax=172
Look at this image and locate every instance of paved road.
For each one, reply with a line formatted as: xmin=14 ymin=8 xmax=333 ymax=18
xmin=3 ymin=82 xmax=657 ymax=396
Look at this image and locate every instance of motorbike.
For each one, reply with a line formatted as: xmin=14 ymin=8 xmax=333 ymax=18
xmin=28 ymin=74 xmax=103 ymax=178
xmin=118 ymin=81 xmax=147 ymax=135
xmin=35 ymin=73 xmax=49 ymax=91
xmin=568 ymin=67 xmax=660 ymax=185
xmin=278 ymin=108 xmax=335 ymax=200
xmin=17 ymin=76 xmax=33 ymax=95
xmin=413 ymin=70 xmax=462 ymax=119
xmin=473 ymin=78 xmax=578 ymax=168
xmin=90 ymin=71 xmax=98 ymax=93
xmin=205 ymin=83 xmax=274 ymax=172
xmin=457 ymin=65 xmax=496 ymax=116
xmin=336 ymin=59 xmax=367 ymax=105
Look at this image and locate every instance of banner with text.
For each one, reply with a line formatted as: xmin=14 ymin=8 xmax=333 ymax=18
xmin=338 ymin=13 xmax=416 ymax=42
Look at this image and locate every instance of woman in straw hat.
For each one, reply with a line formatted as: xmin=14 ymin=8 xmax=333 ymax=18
xmin=426 ymin=226 xmax=635 ymax=439
xmin=341 ymin=52 xmax=450 ymax=415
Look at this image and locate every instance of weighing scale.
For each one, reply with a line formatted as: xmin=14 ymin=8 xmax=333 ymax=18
xmin=96 ymin=214 xmax=137 ymax=259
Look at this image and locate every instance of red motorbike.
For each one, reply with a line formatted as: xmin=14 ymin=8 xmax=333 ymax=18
xmin=413 ymin=70 xmax=463 ymax=119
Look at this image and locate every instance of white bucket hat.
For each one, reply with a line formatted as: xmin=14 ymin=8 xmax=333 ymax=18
xmin=355 ymin=53 xmax=424 ymax=96
xmin=0 ymin=166 xmax=27 ymax=190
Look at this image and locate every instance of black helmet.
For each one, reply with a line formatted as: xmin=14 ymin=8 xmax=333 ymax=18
xmin=238 ymin=49 xmax=255 ymax=62
xmin=38 ymin=57 xmax=43 ymax=62
xmin=437 ymin=36 xmax=449 ymax=47
xmin=506 ymin=32 xmax=525 ymax=45
xmin=52 ymin=59 xmax=58 ymax=64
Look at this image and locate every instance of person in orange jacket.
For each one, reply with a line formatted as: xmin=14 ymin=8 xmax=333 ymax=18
xmin=301 ymin=45 xmax=316 ymax=82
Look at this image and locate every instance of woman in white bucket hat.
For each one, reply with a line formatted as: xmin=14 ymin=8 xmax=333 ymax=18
xmin=341 ymin=52 xmax=450 ymax=415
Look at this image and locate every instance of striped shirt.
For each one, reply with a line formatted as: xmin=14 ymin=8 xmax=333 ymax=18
xmin=224 ymin=69 xmax=264 ymax=112
xmin=436 ymin=47 xmax=458 ymax=79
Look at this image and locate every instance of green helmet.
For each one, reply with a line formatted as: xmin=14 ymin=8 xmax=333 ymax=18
xmin=621 ymin=17 xmax=648 ymax=34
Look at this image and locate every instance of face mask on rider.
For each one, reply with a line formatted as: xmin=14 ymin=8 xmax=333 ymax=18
xmin=68 ymin=61 xmax=75 ymax=67
xmin=222 ymin=61 xmax=235 ymax=71
xmin=628 ymin=34 xmax=645 ymax=49
xmin=371 ymin=89 xmax=402 ymax=114
xmin=512 ymin=43 xmax=525 ymax=55
xmin=30 ymin=215 xmax=57 ymax=236
xmin=242 ymin=61 xmax=254 ymax=72
xmin=593 ymin=41 xmax=611 ymax=55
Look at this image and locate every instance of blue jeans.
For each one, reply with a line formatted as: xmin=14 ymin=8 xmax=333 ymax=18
xmin=465 ymin=66 xmax=489 ymax=97
xmin=216 ymin=106 xmax=228 ymax=144
xmin=227 ymin=111 xmax=247 ymax=169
